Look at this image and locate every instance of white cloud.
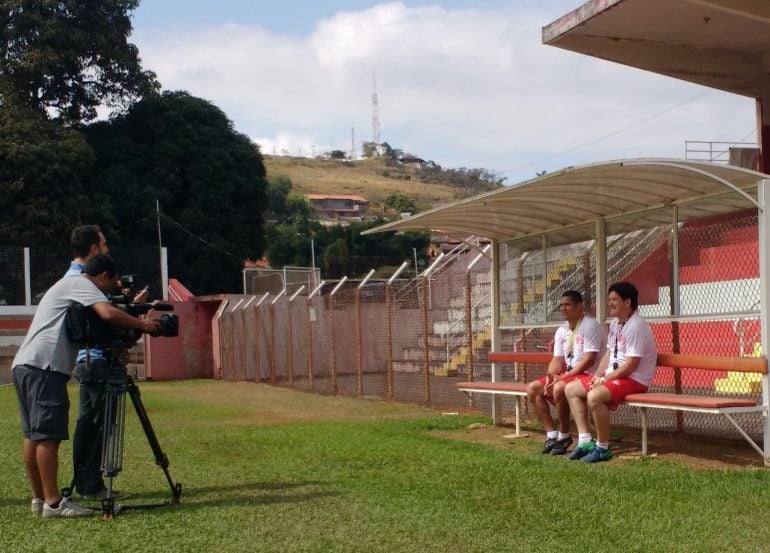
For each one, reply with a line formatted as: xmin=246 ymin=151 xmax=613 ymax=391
xmin=132 ymin=1 xmax=757 ymax=181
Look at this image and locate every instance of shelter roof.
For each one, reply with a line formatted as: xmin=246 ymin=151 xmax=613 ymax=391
xmin=363 ymin=159 xmax=767 ymax=249
xmin=542 ymin=0 xmax=770 ymax=98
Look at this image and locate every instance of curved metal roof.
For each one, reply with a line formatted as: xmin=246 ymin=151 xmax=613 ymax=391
xmin=363 ymin=159 xmax=767 ymax=247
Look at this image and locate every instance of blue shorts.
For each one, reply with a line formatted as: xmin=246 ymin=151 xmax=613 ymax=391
xmin=12 ymin=365 xmax=71 ymax=441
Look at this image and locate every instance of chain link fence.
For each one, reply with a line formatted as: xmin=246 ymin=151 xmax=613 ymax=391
xmin=217 ymin=195 xmax=765 ymax=441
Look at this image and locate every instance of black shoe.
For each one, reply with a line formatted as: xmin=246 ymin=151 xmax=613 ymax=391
xmin=549 ymin=435 xmax=574 ymax=455
xmin=541 ymin=437 xmax=557 ymax=454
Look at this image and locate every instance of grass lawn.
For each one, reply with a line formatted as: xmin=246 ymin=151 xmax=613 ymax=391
xmin=2 ymin=380 xmax=770 ymax=553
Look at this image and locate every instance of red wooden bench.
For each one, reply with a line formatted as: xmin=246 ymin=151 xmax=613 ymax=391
xmin=456 ymin=351 xmax=769 ymax=463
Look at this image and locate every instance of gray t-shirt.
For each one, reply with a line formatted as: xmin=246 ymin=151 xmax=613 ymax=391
xmin=13 ymin=275 xmax=108 ymax=375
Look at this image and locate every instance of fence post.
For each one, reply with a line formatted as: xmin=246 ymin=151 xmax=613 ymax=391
xmin=270 ymin=290 xmax=286 ymax=385
xmin=253 ymin=292 xmax=270 ymax=381
xmin=329 ymin=278 xmax=348 ymax=395
xmin=240 ymin=297 xmax=256 ymax=380
xmin=213 ymin=300 xmax=230 ymax=380
xmin=357 ymin=269 xmax=375 ymax=396
xmin=420 ymin=277 xmax=431 ymax=404
xmin=386 ymin=262 xmax=409 ymax=400
xmin=307 ymin=281 xmax=325 ymax=391
xmin=287 ymin=286 xmax=306 ymax=388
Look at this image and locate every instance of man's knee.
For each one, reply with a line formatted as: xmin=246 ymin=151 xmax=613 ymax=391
xmin=587 ymin=388 xmax=610 ymax=409
xmin=527 ymin=380 xmax=543 ymax=401
xmin=564 ymin=380 xmax=583 ymax=400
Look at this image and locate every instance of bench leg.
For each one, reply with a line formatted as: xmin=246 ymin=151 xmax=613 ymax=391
xmin=640 ymin=407 xmax=648 ymax=456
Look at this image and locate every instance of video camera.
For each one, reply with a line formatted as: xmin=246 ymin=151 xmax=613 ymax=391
xmin=66 ymin=276 xmax=179 ymax=350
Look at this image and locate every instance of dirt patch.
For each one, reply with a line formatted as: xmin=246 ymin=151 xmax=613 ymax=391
xmin=434 ymin=416 xmax=767 ymax=471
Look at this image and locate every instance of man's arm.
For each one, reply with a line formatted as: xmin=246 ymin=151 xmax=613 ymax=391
xmin=90 ymin=301 xmax=160 ymax=334
xmin=589 ymin=350 xmax=611 ymax=388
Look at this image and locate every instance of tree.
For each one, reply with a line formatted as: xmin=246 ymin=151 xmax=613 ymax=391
xmin=323 ymin=238 xmax=349 ymax=278
xmin=84 ymin=91 xmax=268 ymax=294
xmin=329 ymin=149 xmax=347 ymax=160
xmin=383 ymin=193 xmax=417 ymax=214
xmin=0 ymin=0 xmax=158 ymax=125
xmin=0 ymin=103 xmax=94 ymax=245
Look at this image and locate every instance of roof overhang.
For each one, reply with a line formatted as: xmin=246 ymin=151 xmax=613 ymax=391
xmin=363 ymin=158 xmax=768 ymax=249
xmin=543 ymin=0 xmax=770 ymax=98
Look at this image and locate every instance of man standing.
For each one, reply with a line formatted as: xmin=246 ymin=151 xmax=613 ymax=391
xmin=564 ymin=281 xmax=657 ymax=463
xmin=12 ymin=255 xmax=160 ymax=518
xmin=526 ymin=291 xmax=606 ymax=455
xmin=67 ymin=225 xmax=147 ymax=499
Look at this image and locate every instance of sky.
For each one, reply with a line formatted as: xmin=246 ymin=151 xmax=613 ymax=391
xmin=130 ymin=0 xmax=758 ymax=184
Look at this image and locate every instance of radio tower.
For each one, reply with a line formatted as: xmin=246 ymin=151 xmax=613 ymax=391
xmin=371 ymin=74 xmax=381 ymax=152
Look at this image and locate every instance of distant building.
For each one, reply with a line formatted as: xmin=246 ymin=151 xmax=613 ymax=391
xmin=306 ymin=194 xmax=369 ymax=222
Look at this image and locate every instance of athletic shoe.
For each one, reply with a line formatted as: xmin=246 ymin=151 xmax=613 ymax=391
xmin=549 ymin=435 xmax=574 ymax=455
xmin=42 ymin=497 xmax=94 ymax=518
xmin=82 ymin=489 xmax=130 ymax=501
xmin=568 ymin=440 xmax=596 ymax=461
xmin=31 ymin=498 xmax=44 ymax=515
xmin=580 ymin=445 xmax=613 ymax=463
xmin=541 ymin=437 xmax=557 ymax=454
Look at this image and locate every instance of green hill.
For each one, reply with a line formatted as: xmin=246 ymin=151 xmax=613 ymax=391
xmin=263 ymin=156 xmax=484 ymax=211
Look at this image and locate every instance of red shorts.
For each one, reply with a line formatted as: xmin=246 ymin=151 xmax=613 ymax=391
xmin=536 ymin=373 xmax=584 ymax=405
xmin=574 ymin=374 xmax=648 ymax=411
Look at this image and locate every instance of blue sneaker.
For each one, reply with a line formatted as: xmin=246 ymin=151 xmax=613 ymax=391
xmin=568 ymin=440 xmax=595 ymax=461
xmin=580 ymin=445 xmax=613 ymax=463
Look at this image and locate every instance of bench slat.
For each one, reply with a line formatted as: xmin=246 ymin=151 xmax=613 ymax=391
xmin=487 ymin=352 xmax=552 ymax=365
xmin=656 ymin=353 xmax=767 ymax=374
xmin=625 ymin=392 xmax=758 ymax=410
xmin=455 ymin=381 xmax=528 ymax=394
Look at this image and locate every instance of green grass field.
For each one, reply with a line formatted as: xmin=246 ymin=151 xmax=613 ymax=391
xmin=2 ymin=380 xmax=770 ymax=553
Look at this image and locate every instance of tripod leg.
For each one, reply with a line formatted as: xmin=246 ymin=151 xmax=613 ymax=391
xmin=99 ymin=386 xmax=126 ymax=518
xmin=126 ymin=379 xmax=182 ymax=503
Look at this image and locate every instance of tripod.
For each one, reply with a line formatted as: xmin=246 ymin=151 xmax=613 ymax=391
xmin=64 ymin=350 xmax=182 ymax=519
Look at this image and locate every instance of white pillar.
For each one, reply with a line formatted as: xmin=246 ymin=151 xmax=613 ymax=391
xmin=595 ymin=219 xmax=607 ymax=322
xmin=757 ymin=179 xmax=770 ymax=463
xmin=161 ymin=246 xmax=169 ymax=301
xmin=490 ymin=241 xmax=503 ymax=424
xmin=23 ymin=247 xmax=31 ymax=306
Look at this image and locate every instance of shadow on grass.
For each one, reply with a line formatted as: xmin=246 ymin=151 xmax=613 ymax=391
xmin=110 ymin=480 xmax=342 ymax=513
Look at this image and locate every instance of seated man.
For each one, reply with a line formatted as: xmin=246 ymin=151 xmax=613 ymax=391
xmin=527 ymin=290 xmax=606 ymax=455
xmin=565 ymin=281 xmax=657 ymax=463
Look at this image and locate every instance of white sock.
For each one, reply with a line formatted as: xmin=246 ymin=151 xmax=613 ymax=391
xmin=546 ymin=430 xmax=558 ymax=439
xmin=596 ymin=441 xmax=609 ymax=449
xmin=557 ymin=432 xmax=570 ymax=441
xmin=578 ymin=433 xmax=592 ymax=444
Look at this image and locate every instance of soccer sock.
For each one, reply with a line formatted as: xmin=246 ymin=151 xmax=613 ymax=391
xmin=546 ymin=430 xmax=558 ymax=439
xmin=578 ymin=433 xmax=592 ymax=444
xmin=557 ymin=432 xmax=570 ymax=441
xmin=596 ymin=441 xmax=609 ymax=449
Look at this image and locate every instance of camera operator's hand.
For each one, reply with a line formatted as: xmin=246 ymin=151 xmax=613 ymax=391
xmin=133 ymin=287 xmax=149 ymax=304
xmin=142 ymin=318 xmax=162 ymax=335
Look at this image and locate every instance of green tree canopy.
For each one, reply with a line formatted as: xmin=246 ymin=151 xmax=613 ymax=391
xmin=84 ymin=91 xmax=268 ymax=294
xmin=0 ymin=0 xmax=158 ymax=125
xmin=0 ymin=103 xmax=94 ymax=245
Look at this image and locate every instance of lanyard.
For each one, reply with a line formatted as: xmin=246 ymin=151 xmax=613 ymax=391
xmin=566 ymin=317 xmax=582 ymax=362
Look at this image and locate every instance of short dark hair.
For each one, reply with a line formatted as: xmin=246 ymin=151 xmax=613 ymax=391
xmin=84 ymin=254 xmax=119 ymax=278
xmin=608 ymin=281 xmax=639 ymax=310
xmin=70 ymin=225 xmax=102 ymax=258
xmin=561 ymin=290 xmax=583 ymax=304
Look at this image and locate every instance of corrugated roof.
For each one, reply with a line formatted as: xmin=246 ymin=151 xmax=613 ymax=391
xmin=363 ymin=159 xmax=767 ymax=248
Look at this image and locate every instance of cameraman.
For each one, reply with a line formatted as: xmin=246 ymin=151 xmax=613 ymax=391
xmin=11 ymin=255 xmax=160 ymax=518
xmin=66 ymin=225 xmax=148 ymax=501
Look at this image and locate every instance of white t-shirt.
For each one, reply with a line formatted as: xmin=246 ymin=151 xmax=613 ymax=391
xmin=552 ymin=316 xmax=606 ymax=375
xmin=605 ymin=311 xmax=658 ymax=386
xmin=13 ymin=275 xmax=108 ymax=376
